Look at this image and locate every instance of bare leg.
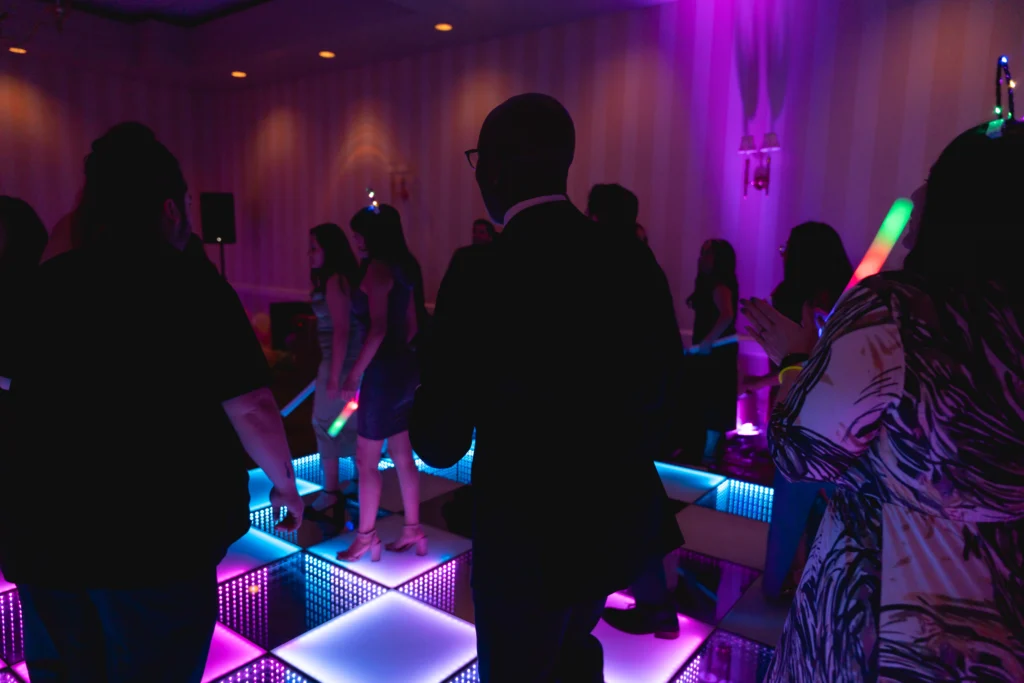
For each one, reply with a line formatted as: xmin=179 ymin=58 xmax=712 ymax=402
xmin=354 ymin=436 xmax=385 ymax=533
xmin=388 ymin=431 xmax=420 ymax=525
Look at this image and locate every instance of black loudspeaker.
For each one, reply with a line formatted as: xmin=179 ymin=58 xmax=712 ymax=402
xmin=200 ymin=193 xmax=236 ymax=245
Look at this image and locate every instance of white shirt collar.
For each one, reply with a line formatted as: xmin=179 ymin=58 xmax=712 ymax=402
xmin=502 ymin=195 xmax=567 ymax=226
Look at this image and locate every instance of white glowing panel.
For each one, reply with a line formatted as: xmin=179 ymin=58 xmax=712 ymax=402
xmin=217 ymin=528 xmax=301 ymax=583
xmin=656 ymin=462 xmax=725 ymax=503
xmin=247 ymin=468 xmax=321 ymax=512
xmin=201 ymin=624 xmax=265 ymax=683
xmin=596 ymin=593 xmax=713 ymax=683
xmin=275 ymin=592 xmax=476 ymax=683
xmin=308 ymin=515 xmax=471 ymax=588
xmin=11 ymin=663 xmax=27 ymax=682
xmin=0 ymin=569 xmax=12 ymax=595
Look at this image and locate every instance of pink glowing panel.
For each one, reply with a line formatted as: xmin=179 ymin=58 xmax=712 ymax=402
xmin=0 ymin=656 xmax=5 ymax=668
xmin=274 ymin=592 xmax=477 ymax=683
xmin=308 ymin=515 xmax=471 ymax=588
xmin=217 ymin=528 xmax=300 ymax=583
xmin=12 ymin=663 xmax=27 ymax=682
xmin=202 ymin=624 xmax=265 ymax=683
xmin=596 ymin=592 xmax=713 ymax=683
xmin=0 ymin=569 xmax=13 ymax=595
xmin=248 ymin=469 xmax=321 ymax=512
xmin=656 ymin=462 xmax=726 ymax=503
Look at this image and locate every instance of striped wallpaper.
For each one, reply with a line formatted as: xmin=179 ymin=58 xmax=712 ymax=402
xmin=2 ymin=0 xmax=1023 ymax=332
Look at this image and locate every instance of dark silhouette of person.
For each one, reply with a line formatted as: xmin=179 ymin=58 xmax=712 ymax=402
xmin=411 ymin=93 xmax=683 ymax=682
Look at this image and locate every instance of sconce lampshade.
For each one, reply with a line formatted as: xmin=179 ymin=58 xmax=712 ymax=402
xmin=739 ymin=134 xmax=757 ymax=155
xmin=761 ymin=132 xmax=781 ymax=152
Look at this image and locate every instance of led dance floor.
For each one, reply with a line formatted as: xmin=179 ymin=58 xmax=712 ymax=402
xmin=0 ymin=455 xmax=779 ymax=683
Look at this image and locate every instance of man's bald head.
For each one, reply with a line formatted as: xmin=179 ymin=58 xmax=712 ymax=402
xmin=474 ymin=94 xmax=575 ymax=224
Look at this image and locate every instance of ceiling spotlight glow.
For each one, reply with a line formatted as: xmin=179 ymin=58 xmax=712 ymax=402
xmin=434 ymin=23 xmax=453 ymax=32
xmin=8 ymin=47 xmax=27 ymax=55
xmin=319 ymin=51 xmax=335 ymax=59
xmin=231 ymin=71 xmax=247 ymax=78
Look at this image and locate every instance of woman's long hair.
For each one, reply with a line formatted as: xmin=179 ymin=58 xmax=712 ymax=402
xmin=687 ymin=239 xmax=738 ymax=309
xmin=905 ymin=122 xmax=1024 ymax=294
xmin=775 ymin=222 xmax=853 ymax=320
xmin=310 ymin=223 xmax=359 ymax=294
xmin=350 ymin=204 xmax=428 ymax=325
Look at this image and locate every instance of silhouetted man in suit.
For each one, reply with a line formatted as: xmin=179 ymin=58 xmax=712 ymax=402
xmin=411 ymin=93 xmax=683 ymax=682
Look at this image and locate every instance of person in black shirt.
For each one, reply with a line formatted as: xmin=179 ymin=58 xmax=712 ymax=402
xmin=1 ymin=123 xmax=305 ymax=683
xmin=412 ymin=94 xmax=683 ymax=683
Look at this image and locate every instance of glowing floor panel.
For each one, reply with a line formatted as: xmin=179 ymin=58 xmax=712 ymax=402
xmin=218 ymin=529 xmax=301 ymax=583
xmin=11 ymin=663 xmax=27 ymax=682
xmin=673 ymin=629 xmax=774 ymax=683
xmin=655 ymin=462 xmax=726 ymax=503
xmin=0 ymin=590 xmax=22 ymax=667
xmin=274 ymin=591 xmax=477 ymax=683
xmin=695 ymin=479 xmax=775 ymax=523
xmin=596 ymin=592 xmax=713 ymax=683
xmin=209 ymin=655 xmax=315 ymax=683
xmin=441 ymin=660 xmax=479 ymax=683
xmin=202 ymin=624 xmax=265 ymax=683
xmin=218 ymin=553 xmax=386 ymax=650
xmin=669 ymin=549 xmax=762 ymax=625
xmin=0 ymin=671 xmax=15 ymax=683
xmin=308 ymin=515 xmax=472 ymax=588
xmin=248 ymin=469 xmax=322 ymax=512
xmin=0 ymin=570 xmax=12 ymax=595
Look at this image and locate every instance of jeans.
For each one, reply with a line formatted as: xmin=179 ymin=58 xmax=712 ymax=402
xmin=18 ymin=570 xmax=217 ymax=683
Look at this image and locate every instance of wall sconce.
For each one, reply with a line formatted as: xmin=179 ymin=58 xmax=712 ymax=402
xmin=739 ymin=132 xmax=781 ymax=197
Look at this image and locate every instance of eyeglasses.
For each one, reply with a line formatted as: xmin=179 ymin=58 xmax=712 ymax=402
xmin=465 ymin=149 xmax=479 ymax=169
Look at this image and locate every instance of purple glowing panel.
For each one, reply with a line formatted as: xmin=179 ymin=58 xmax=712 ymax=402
xmin=308 ymin=515 xmax=471 ymax=588
xmin=673 ymin=629 xmax=774 ymax=683
xmin=274 ymin=592 xmax=477 ymax=683
xmin=0 ymin=671 xmax=18 ymax=683
xmin=397 ymin=551 xmax=473 ymax=620
xmin=11 ymin=664 xmax=27 ymax=682
xmin=218 ymin=529 xmax=301 ymax=583
xmin=596 ymin=592 xmax=713 ymax=683
xmin=442 ymin=660 xmax=479 ymax=683
xmin=0 ymin=570 xmax=13 ymax=595
xmin=0 ymin=656 xmax=5 ymax=668
xmin=218 ymin=553 xmax=386 ymax=650
xmin=209 ymin=655 xmax=314 ymax=683
xmin=248 ymin=468 xmax=321 ymax=512
xmin=0 ymin=590 xmax=23 ymax=667
xmin=201 ymin=624 xmax=264 ymax=683
xmin=656 ymin=462 xmax=726 ymax=503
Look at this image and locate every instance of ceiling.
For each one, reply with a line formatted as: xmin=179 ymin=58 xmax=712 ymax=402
xmin=44 ymin=0 xmax=274 ymax=26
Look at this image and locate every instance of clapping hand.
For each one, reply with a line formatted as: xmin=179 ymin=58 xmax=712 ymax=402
xmin=739 ymin=298 xmax=818 ymax=366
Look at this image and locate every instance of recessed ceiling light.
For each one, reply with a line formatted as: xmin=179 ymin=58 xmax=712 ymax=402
xmin=231 ymin=71 xmax=247 ymax=78
xmin=319 ymin=51 xmax=336 ymax=59
xmin=8 ymin=47 xmax=27 ymax=55
xmin=434 ymin=23 xmax=453 ymax=32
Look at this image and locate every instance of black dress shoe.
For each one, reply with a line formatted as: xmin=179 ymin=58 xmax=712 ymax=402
xmin=602 ymin=604 xmax=679 ymax=640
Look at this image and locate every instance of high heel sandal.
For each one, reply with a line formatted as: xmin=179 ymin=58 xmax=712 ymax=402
xmin=337 ymin=529 xmax=382 ymax=562
xmin=386 ymin=524 xmax=429 ymax=556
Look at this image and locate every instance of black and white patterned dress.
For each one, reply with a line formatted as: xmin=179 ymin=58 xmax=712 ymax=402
xmin=765 ymin=272 xmax=1024 ymax=683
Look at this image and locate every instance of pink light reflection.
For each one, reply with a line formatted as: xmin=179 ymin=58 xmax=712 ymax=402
xmin=201 ymin=623 xmax=265 ymax=683
xmin=12 ymin=662 xmax=28 ymax=682
xmin=595 ymin=592 xmax=713 ymax=683
xmin=0 ymin=569 xmax=14 ymax=595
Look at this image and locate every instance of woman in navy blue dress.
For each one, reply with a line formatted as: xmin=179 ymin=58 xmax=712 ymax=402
xmin=337 ymin=204 xmax=426 ymax=562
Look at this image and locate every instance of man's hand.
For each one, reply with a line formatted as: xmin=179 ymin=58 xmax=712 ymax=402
xmin=269 ymin=485 xmax=305 ymax=532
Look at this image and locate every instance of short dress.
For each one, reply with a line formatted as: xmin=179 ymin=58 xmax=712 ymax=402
xmin=690 ymin=283 xmax=739 ymax=433
xmin=350 ymin=260 xmax=420 ymax=440
xmin=311 ymin=287 xmax=364 ymax=461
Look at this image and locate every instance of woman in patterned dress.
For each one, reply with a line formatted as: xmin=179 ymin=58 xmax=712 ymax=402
xmin=742 ymin=122 xmax=1024 ymax=682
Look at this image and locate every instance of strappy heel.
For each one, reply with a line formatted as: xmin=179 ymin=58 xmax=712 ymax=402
xmin=337 ymin=529 xmax=382 ymax=562
xmin=386 ymin=524 xmax=429 ymax=556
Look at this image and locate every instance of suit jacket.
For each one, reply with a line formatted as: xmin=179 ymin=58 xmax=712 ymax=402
xmin=411 ymin=200 xmax=684 ymax=604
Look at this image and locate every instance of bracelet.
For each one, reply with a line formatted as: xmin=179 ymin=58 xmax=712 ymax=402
xmin=778 ymin=365 xmax=803 ymax=384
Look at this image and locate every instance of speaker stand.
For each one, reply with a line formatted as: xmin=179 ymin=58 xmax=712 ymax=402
xmin=218 ymin=241 xmax=226 ymax=278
